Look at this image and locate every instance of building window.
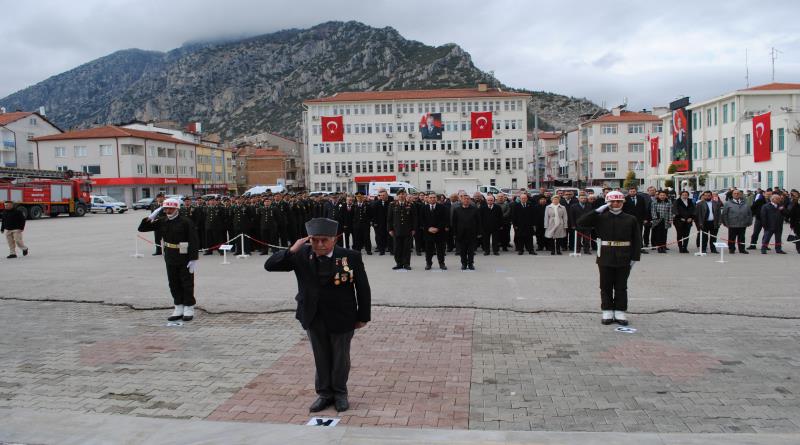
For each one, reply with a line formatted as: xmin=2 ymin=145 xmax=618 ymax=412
xmin=731 ymin=137 xmax=736 ymax=156
xmin=74 ymin=146 xmax=87 ymax=157
xmin=731 ymin=102 xmax=736 ymax=120
xmin=136 ymin=164 xmax=144 ymax=174
xmin=82 ymin=165 xmax=101 ymax=175
xmin=779 ymin=128 xmax=785 ymax=151
xmin=601 ymin=162 xmax=617 ymax=175
xmin=723 ymin=138 xmax=728 ymax=157
xmin=628 ymin=124 xmax=644 ymax=134
xmin=652 ymin=123 xmax=663 ymax=133
xmin=55 ymin=147 xmax=66 ymax=157
xmin=100 ymin=145 xmax=113 ymax=156
xmin=628 ymin=161 xmax=643 ymax=171
xmin=601 ymin=124 xmax=617 ymax=135
xmin=767 ymin=171 xmax=773 ymax=188
xmin=151 ymin=165 xmax=162 ymax=174
xmin=707 ymin=141 xmax=712 ymax=158
xmin=600 ymin=143 xmax=618 ymax=153
xmin=628 ymin=143 xmax=644 ymax=153
xmin=722 ymin=104 xmax=728 ymax=124
xmin=56 ymin=165 xmax=69 ymax=172
xmin=778 ymin=170 xmax=784 ymax=188
xmin=745 ymin=134 xmax=751 ymax=154
xmin=692 ymin=143 xmax=697 ymax=160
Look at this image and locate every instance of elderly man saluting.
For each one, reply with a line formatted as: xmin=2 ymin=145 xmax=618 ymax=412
xmin=265 ymin=218 xmax=371 ymax=413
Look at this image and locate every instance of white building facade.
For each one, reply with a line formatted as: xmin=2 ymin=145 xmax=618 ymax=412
xmin=647 ymin=82 xmax=800 ymax=191
xmin=303 ymin=86 xmax=531 ymax=194
xmin=0 ymin=111 xmax=62 ymax=168
xmin=32 ymin=126 xmax=199 ymax=204
xmin=578 ymin=108 xmax=663 ymax=188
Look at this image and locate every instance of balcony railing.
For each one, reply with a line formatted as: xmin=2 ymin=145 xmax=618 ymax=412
xmin=603 ymin=171 xmax=616 ymax=179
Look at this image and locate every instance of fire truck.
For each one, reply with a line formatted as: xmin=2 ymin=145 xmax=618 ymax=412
xmin=0 ymin=167 xmax=92 ymax=219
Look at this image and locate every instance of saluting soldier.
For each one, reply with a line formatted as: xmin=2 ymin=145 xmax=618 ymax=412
xmin=149 ymin=193 xmax=166 ymax=255
xmin=258 ymin=196 xmax=279 ymax=254
xmin=387 ymin=189 xmax=417 ymax=270
xmin=351 ymin=192 xmax=372 ymax=255
xmin=138 ymin=198 xmax=200 ymax=322
xmin=577 ymin=191 xmax=641 ymax=326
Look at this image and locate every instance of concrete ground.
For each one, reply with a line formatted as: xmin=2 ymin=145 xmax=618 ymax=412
xmin=1 ymin=210 xmax=798 ymax=444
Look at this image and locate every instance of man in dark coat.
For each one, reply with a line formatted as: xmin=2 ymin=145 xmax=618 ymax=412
xmin=511 ymin=193 xmax=536 ymax=255
xmin=672 ymin=190 xmax=695 ymax=253
xmin=760 ymin=194 xmax=788 ymax=254
xmin=694 ymin=191 xmax=722 ymax=253
xmin=387 ymin=189 xmax=417 ymax=270
xmin=748 ymin=190 xmax=770 ymax=249
xmin=371 ymin=189 xmax=393 ymax=255
xmin=577 ymin=191 xmax=641 ymax=326
xmin=138 ymin=198 xmax=200 ymax=322
xmin=622 ymin=187 xmax=650 ymax=254
xmin=479 ymin=194 xmax=504 ymax=255
xmin=2 ymin=201 xmax=28 ymax=258
xmin=452 ymin=194 xmax=482 ymax=270
xmin=569 ymin=194 xmax=595 ymax=254
xmin=264 ymin=218 xmax=371 ymax=413
xmin=419 ymin=192 xmax=449 ymax=270
xmin=351 ymin=192 xmax=372 ymax=255
xmin=336 ymin=195 xmax=355 ymax=249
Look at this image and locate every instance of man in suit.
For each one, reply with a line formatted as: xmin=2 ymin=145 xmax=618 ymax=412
xmin=569 ymin=194 xmax=594 ymax=254
xmin=480 ymin=194 xmax=504 ymax=255
xmin=264 ymin=218 xmax=371 ymax=413
xmin=760 ymin=194 xmax=788 ymax=254
xmin=420 ymin=114 xmax=442 ymax=139
xmin=452 ymin=194 xmax=482 ymax=270
xmin=511 ymin=192 xmax=536 ymax=255
xmin=694 ymin=190 xmax=722 ymax=253
xmin=622 ymin=187 xmax=650 ymax=254
xmin=748 ymin=189 xmax=770 ymax=249
xmin=419 ymin=192 xmax=449 ymax=270
xmin=371 ymin=188 xmax=393 ymax=255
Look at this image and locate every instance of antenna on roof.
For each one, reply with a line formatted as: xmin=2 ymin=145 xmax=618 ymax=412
xmin=770 ymin=47 xmax=782 ymax=82
xmin=745 ymin=48 xmax=750 ymax=88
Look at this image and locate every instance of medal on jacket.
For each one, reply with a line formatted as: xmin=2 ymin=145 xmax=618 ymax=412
xmin=342 ymin=256 xmax=350 ymax=272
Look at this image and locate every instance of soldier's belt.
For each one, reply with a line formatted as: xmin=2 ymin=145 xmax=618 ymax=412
xmin=163 ymin=242 xmax=180 ymax=249
xmin=600 ymin=241 xmax=631 ymax=247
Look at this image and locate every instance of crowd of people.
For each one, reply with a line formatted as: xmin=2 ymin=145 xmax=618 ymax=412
xmin=147 ymin=184 xmax=800 ymax=270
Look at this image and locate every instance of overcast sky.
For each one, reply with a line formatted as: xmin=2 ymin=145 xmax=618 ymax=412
xmin=3 ymin=0 xmax=799 ymax=110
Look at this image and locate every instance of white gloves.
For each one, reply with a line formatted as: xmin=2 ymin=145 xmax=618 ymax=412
xmin=630 ymin=260 xmax=636 ymax=269
xmin=187 ymin=260 xmax=197 ymax=274
xmin=148 ymin=207 xmax=163 ymax=221
xmin=595 ymin=204 xmax=610 ymax=213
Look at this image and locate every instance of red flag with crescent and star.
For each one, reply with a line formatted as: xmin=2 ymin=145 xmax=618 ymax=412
xmin=470 ymin=112 xmax=493 ymax=139
xmin=321 ymin=115 xmax=344 ymax=142
xmin=752 ymin=112 xmax=771 ymax=163
xmin=650 ymin=136 xmax=659 ymax=167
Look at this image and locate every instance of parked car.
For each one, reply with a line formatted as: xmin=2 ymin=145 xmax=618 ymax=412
xmin=133 ymin=198 xmax=154 ymax=210
xmin=90 ymin=195 xmax=128 ymax=214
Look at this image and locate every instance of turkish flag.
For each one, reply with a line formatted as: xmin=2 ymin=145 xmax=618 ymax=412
xmin=753 ymin=112 xmax=771 ymax=163
xmin=650 ymin=136 xmax=659 ymax=167
xmin=322 ymin=115 xmax=344 ymax=142
xmin=471 ymin=112 xmax=493 ymax=139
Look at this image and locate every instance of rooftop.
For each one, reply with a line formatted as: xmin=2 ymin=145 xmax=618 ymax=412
xmin=0 ymin=111 xmax=33 ymax=126
xmin=586 ymin=111 xmax=660 ymax=124
xmin=741 ymin=82 xmax=800 ymax=91
xmin=305 ymin=87 xmax=530 ymax=103
xmin=32 ymin=125 xmax=191 ymax=145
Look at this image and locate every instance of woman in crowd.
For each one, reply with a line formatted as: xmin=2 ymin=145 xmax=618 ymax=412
xmin=544 ymin=195 xmax=568 ymax=255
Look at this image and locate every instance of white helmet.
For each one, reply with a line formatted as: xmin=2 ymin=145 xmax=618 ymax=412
xmin=162 ymin=198 xmax=181 ymax=209
xmin=605 ymin=191 xmax=626 ymax=202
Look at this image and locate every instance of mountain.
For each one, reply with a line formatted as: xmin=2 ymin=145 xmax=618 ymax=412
xmin=1 ymin=21 xmax=601 ymax=140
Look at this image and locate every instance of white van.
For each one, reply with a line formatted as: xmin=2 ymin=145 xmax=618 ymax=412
xmin=90 ymin=195 xmax=128 ymax=214
xmin=368 ymin=181 xmax=419 ymax=197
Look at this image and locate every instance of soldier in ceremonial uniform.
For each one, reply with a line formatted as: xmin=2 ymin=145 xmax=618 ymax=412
xmin=231 ymin=198 xmax=252 ymax=255
xmin=351 ymin=192 xmax=373 ymax=255
xmin=148 ymin=193 xmax=166 ymax=255
xmin=265 ymin=218 xmax=371 ymax=413
xmin=203 ymin=197 xmax=225 ymax=255
xmin=577 ymin=191 xmax=641 ymax=326
xmin=371 ymin=188 xmax=393 ymax=255
xmin=258 ymin=196 xmax=278 ymax=254
xmin=387 ymin=189 xmax=416 ymax=270
xmin=138 ymin=198 xmax=199 ymax=322
xmin=273 ymin=193 xmax=293 ymax=248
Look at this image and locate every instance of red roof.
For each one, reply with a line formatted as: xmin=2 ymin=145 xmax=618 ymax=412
xmin=252 ymin=149 xmax=287 ymax=158
xmin=305 ymin=88 xmax=530 ymax=103
xmin=537 ymin=131 xmax=562 ymax=140
xmin=0 ymin=111 xmax=33 ymax=126
xmin=32 ymin=125 xmax=191 ymax=145
xmin=587 ymin=111 xmax=660 ymax=123
xmin=741 ymin=82 xmax=800 ymax=91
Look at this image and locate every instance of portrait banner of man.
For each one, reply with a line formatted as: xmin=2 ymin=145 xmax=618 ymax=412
xmin=669 ymin=97 xmax=691 ymax=172
xmin=419 ymin=112 xmax=443 ymax=140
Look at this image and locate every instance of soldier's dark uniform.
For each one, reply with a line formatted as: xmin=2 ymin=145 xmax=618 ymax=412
xmin=351 ymin=196 xmax=372 ymax=254
xmin=149 ymin=196 xmax=165 ymax=255
xmin=412 ymin=198 xmax=425 ymax=256
xmin=231 ymin=202 xmax=252 ymax=254
xmin=203 ymin=203 xmax=225 ymax=255
xmin=258 ymin=202 xmax=279 ymax=254
xmin=371 ymin=197 xmax=392 ymax=255
xmin=274 ymin=197 xmax=292 ymax=248
xmin=577 ymin=201 xmax=642 ymax=325
xmin=138 ymin=210 xmax=200 ymax=309
xmin=387 ymin=196 xmax=417 ymax=269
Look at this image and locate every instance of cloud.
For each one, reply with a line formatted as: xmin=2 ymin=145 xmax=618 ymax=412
xmin=1 ymin=0 xmax=799 ymax=112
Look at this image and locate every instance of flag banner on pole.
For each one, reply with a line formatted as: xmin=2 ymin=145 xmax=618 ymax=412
xmin=650 ymin=136 xmax=659 ymax=167
xmin=321 ymin=116 xmax=344 ymax=142
xmin=752 ymin=112 xmax=771 ymax=162
xmin=470 ymin=112 xmax=493 ymax=139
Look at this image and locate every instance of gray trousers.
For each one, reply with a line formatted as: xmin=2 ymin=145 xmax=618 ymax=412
xmin=307 ymin=316 xmax=354 ymax=400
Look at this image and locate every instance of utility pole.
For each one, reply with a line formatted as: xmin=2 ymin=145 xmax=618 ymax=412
xmin=770 ymin=47 xmax=782 ymax=82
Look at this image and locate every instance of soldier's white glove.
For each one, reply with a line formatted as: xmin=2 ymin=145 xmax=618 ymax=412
xmin=187 ymin=260 xmax=198 ymax=274
xmin=148 ymin=207 xmax=163 ymax=221
xmin=595 ymin=204 xmax=610 ymax=213
xmin=630 ymin=260 xmax=636 ymax=269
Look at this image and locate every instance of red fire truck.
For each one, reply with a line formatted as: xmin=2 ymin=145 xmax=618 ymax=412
xmin=0 ymin=167 xmax=92 ymax=219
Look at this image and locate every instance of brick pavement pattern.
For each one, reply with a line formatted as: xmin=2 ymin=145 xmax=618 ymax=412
xmin=209 ymin=307 xmax=473 ymax=428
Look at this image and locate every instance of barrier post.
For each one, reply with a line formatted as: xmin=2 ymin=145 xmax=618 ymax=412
xmin=714 ymin=242 xmax=728 ymax=263
xmin=131 ymin=236 xmax=144 ymax=258
xmin=694 ymin=230 xmax=707 ymax=256
xmin=219 ymin=244 xmax=233 ymax=265
xmin=236 ymin=234 xmax=249 ymax=259
xmin=569 ymin=231 xmax=581 ymax=257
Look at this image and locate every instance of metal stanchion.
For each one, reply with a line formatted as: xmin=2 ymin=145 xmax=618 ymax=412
xmin=714 ymin=242 xmax=728 ymax=263
xmin=694 ymin=231 xmax=707 ymax=256
xmin=131 ymin=236 xmax=144 ymax=258
xmin=236 ymin=234 xmax=249 ymax=259
xmin=569 ymin=231 xmax=581 ymax=257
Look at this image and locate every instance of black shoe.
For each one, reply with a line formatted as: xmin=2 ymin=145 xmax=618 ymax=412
xmin=152 ymin=252 xmax=162 ymax=256
xmin=640 ymin=250 xmax=649 ymax=254
xmin=601 ymin=319 xmax=614 ymax=325
xmin=728 ymin=249 xmax=735 ymax=254
xmin=404 ymin=265 xmax=412 ymax=270
xmin=483 ymin=252 xmax=490 ymax=256
xmin=776 ymin=250 xmax=787 ymax=254
xmin=204 ymin=251 xmax=213 ymax=256
xmin=6 ymin=254 xmax=17 ymax=259
xmin=461 ymin=265 xmax=467 ymax=270
xmin=551 ymin=251 xmax=555 ymax=256
xmin=366 ymin=251 xmax=372 ymax=255
xmin=334 ymin=398 xmax=349 ymax=412
xmin=502 ymin=248 xmax=508 ymax=252
xmin=392 ymin=265 xmax=403 ymax=270
xmin=739 ymin=249 xmax=749 ymax=254
xmin=556 ymin=250 xmax=562 ymax=255
xmin=710 ymin=249 xmax=718 ymax=254
xmin=439 ymin=264 xmax=447 ymax=270
xmin=493 ymin=252 xmax=500 ymax=256
xmin=309 ymin=397 xmax=334 ymax=413
xmin=22 ymin=248 xmax=28 ymax=256
xmin=416 ymin=252 xmax=422 ymax=256
xmin=260 ymin=251 xmax=268 ymax=255
xmin=615 ymin=319 xmax=629 ymax=326
xmin=467 ymin=264 xmax=475 ymax=270
xmin=425 ymin=264 xmax=432 ymax=270
xmin=379 ymin=252 xmax=385 ymax=256
xmin=518 ymin=251 xmax=524 ymax=255
xmin=747 ymin=245 xmax=757 ymax=250
xmin=761 ymin=249 xmax=767 ymax=254
xmin=529 ymin=251 xmax=537 ymax=255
